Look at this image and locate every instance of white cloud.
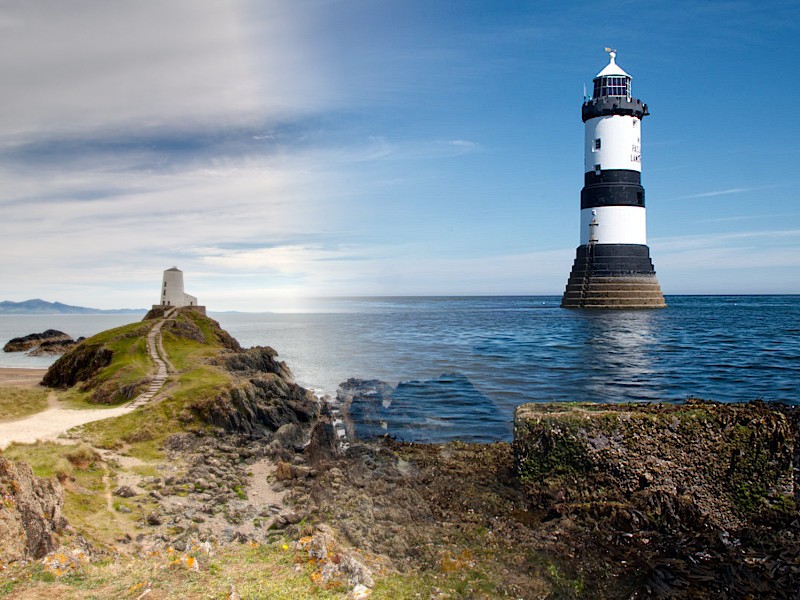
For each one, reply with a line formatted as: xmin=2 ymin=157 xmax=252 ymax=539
xmin=0 ymin=1 xmax=329 ymax=138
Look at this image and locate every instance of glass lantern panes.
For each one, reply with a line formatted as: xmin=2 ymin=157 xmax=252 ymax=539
xmin=593 ymin=76 xmax=630 ymax=98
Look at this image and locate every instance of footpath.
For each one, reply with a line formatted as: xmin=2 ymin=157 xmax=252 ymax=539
xmin=0 ymin=314 xmax=172 ymax=448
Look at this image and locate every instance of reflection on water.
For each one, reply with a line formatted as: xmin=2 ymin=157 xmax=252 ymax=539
xmin=577 ymin=310 xmax=661 ymax=402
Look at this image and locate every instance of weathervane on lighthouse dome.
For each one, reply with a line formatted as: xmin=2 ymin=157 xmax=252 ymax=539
xmin=561 ymin=49 xmax=666 ymax=309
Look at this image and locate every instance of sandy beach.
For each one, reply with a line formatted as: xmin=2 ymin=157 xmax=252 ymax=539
xmin=0 ymin=367 xmax=134 ymax=449
xmin=0 ymin=366 xmax=47 ymax=387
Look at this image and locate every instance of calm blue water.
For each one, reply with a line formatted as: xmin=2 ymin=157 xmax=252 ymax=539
xmin=2 ymin=296 xmax=798 ymax=442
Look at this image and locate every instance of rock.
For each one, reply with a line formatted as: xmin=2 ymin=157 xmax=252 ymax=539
xmin=0 ymin=457 xmax=66 ymax=562
xmin=273 ymin=423 xmax=307 ymax=452
xmin=297 ymin=525 xmax=375 ymax=589
xmin=350 ymin=583 xmax=372 ymax=599
xmin=274 ymin=461 xmax=295 ymax=481
xmin=191 ymin=372 xmax=319 ymax=438
xmin=222 ymin=346 xmax=289 ymax=378
xmin=514 ymin=400 xmax=799 ymax=531
xmin=114 ymin=486 xmax=137 ymax=498
xmin=42 ymin=342 xmax=114 ymax=389
xmin=27 ymin=337 xmax=84 ymax=356
xmin=146 ymin=512 xmax=162 ymax=526
xmin=3 ymin=329 xmax=72 ymax=353
xmin=306 ymin=418 xmax=340 ymax=467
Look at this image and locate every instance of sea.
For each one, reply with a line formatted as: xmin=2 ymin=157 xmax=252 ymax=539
xmin=1 ymin=295 xmax=798 ymax=443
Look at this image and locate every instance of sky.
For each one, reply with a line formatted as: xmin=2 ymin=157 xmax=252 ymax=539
xmin=0 ymin=0 xmax=798 ymax=310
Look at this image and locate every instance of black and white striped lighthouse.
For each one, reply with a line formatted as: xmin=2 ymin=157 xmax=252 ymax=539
xmin=561 ymin=50 xmax=666 ymax=309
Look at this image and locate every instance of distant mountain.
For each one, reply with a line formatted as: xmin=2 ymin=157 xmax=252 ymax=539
xmin=0 ymin=299 xmax=146 ymax=315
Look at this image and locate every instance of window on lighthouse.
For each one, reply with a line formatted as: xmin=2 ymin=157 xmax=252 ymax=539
xmin=593 ymin=76 xmax=630 ymax=98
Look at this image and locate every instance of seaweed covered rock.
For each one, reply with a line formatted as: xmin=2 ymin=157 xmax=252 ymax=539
xmin=514 ymin=400 xmax=798 ymax=528
xmin=0 ymin=458 xmax=66 ymax=563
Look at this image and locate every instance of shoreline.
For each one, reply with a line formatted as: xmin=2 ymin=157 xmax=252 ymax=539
xmin=0 ymin=366 xmax=48 ymax=387
xmin=0 ymin=366 xmax=137 ymax=449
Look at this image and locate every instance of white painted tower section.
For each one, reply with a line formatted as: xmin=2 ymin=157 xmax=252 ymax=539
xmin=584 ymin=116 xmax=641 ymax=172
xmin=580 ymin=206 xmax=646 ymax=245
xmin=160 ymin=267 xmax=198 ymax=307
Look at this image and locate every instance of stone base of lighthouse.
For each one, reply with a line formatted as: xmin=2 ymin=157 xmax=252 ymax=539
xmin=561 ymin=244 xmax=666 ymax=309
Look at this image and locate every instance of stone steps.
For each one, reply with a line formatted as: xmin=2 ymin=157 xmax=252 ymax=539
xmin=561 ymin=277 xmax=666 ymax=309
xmin=562 ymin=289 xmax=666 ymax=299
xmin=128 ymin=316 xmax=172 ymax=408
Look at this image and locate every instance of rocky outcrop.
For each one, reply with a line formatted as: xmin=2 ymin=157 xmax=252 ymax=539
xmin=221 ymin=346 xmax=291 ymax=380
xmin=0 ymin=457 xmax=66 ymax=564
xmin=193 ymin=373 xmax=318 ymax=439
xmin=3 ymin=330 xmax=73 ymax=353
xmin=42 ymin=342 xmax=113 ymax=389
xmin=160 ymin=311 xmax=241 ymax=352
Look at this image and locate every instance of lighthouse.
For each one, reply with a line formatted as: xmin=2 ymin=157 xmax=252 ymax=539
xmin=152 ymin=267 xmax=205 ymax=314
xmin=561 ymin=50 xmax=666 ymax=309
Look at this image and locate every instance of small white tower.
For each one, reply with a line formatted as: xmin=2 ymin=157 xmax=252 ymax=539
xmin=561 ymin=50 xmax=665 ymax=309
xmin=156 ymin=267 xmax=203 ymax=312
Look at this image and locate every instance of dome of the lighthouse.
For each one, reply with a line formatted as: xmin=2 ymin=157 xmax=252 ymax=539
xmin=595 ymin=51 xmax=630 ymax=78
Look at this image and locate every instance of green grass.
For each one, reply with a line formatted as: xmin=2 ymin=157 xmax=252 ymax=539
xmin=1 ymin=442 xmax=141 ymax=547
xmin=0 ymin=386 xmax=49 ymax=421
xmin=78 ymin=313 xmax=230 ymax=457
xmin=0 ymin=537 xmax=506 ymax=599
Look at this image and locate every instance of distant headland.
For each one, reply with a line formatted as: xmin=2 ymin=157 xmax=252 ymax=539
xmin=0 ymin=299 xmax=146 ymax=315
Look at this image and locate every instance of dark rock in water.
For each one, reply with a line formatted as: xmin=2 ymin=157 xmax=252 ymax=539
xmin=3 ymin=329 xmax=72 ymax=353
xmin=338 ymin=374 xmax=511 ymax=443
xmin=0 ymin=457 xmax=67 ymax=563
xmin=27 ymin=337 xmax=85 ymax=356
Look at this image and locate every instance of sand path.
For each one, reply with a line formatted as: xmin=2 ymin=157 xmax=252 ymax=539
xmin=0 ymin=314 xmax=172 ymax=449
xmin=0 ymin=404 xmax=135 ymax=449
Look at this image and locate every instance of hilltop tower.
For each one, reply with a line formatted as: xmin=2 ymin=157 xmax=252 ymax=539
xmin=561 ymin=50 xmax=665 ymax=309
xmin=153 ymin=267 xmax=205 ymax=314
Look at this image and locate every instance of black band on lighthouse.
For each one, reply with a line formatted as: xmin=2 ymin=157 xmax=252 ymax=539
xmin=581 ymin=169 xmax=645 ymax=209
xmin=582 ymin=96 xmax=649 ymax=122
xmin=570 ymin=244 xmax=657 ymax=277
xmin=583 ymin=170 xmax=640 ymax=186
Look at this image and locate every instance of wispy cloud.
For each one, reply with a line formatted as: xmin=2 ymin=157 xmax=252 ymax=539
xmin=670 ymin=187 xmax=758 ymax=200
xmin=653 ymin=228 xmax=800 ymax=252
